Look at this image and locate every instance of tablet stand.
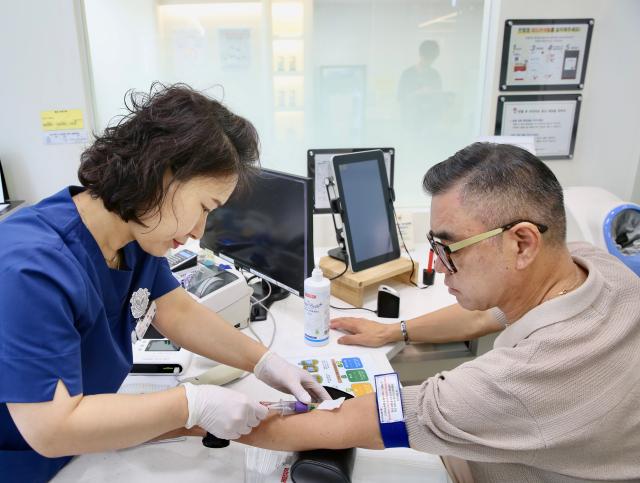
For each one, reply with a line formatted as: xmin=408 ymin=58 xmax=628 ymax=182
xmin=325 ymin=173 xmax=397 ymax=270
xmin=320 ymin=255 xmax=419 ymax=307
xmin=324 ymin=177 xmax=348 ymax=264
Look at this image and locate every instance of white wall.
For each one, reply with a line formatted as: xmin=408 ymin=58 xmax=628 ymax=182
xmin=83 ymin=0 xmax=160 ymax=131
xmin=632 ymin=155 xmax=640 ymax=204
xmin=481 ymin=0 xmax=640 ymax=202
xmin=0 ymin=1 xmax=92 ymax=203
xmin=2 ymin=0 xmax=640 ymax=206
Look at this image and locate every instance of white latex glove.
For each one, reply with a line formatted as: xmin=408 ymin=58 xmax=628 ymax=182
xmin=182 ymin=382 xmax=268 ymax=439
xmin=253 ymin=351 xmax=331 ymax=403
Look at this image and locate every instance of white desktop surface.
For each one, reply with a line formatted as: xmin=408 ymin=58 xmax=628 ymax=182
xmin=53 ymin=246 xmax=454 ymax=482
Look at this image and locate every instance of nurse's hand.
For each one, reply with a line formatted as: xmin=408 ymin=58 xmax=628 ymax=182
xmin=182 ymin=382 xmax=268 ymax=439
xmin=254 ymin=351 xmax=331 ymax=403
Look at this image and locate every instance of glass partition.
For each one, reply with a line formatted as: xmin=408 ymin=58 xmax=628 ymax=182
xmin=83 ymin=0 xmax=486 ymax=206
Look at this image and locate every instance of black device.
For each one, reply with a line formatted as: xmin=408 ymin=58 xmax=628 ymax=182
xmin=561 ymin=49 xmax=580 ymax=80
xmin=422 ymin=268 xmax=435 ymax=286
xmin=131 ymin=339 xmax=191 ymax=375
xmin=166 ymin=248 xmax=198 ymax=272
xmin=376 ymin=285 xmax=400 ymax=318
xmin=332 ymin=150 xmax=400 ymax=272
xmin=307 ymin=148 xmax=394 ymax=214
xmin=201 ymin=169 xmax=313 ymax=317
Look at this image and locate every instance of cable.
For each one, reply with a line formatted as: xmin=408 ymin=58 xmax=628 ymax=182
xmin=250 ymin=279 xmax=272 ymax=306
xmin=392 ymin=205 xmax=431 ymax=290
xmin=186 ymin=294 xmax=276 ymax=386
xmin=247 ymin=319 xmax=263 ymax=345
xmin=324 ymin=176 xmax=352 ymax=282
xmin=329 ymin=259 xmax=349 ymax=281
xmin=330 ymin=304 xmax=377 ymax=314
xmin=249 ymin=295 xmax=277 ymax=349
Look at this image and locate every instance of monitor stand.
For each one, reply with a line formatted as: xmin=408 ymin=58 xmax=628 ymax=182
xmin=250 ymin=279 xmax=290 ymax=322
xmin=328 ymin=247 xmax=348 ymax=263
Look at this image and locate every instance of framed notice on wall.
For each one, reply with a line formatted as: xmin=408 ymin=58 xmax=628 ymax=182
xmin=499 ymin=19 xmax=594 ymax=91
xmin=495 ymin=94 xmax=582 ymax=160
xmin=218 ymin=28 xmax=251 ymax=70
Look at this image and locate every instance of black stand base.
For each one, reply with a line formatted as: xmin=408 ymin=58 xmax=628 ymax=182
xmin=422 ymin=269 xmax=435 ymax=286
xmin=328 ymin=247 xmax=348 ymax=263
xmin=250 ymin=279 xmax=290 ymax=321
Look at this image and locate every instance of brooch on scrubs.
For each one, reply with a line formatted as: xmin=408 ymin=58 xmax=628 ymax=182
xmin=130 ymin=288 xmax=156 ymax=344
xmin=130 ymin=288 xmax=150 ymax=319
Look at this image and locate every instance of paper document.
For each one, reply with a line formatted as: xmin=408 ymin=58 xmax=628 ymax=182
xmin=287 ymin=354 xmax=384 ymax=397
xmin=40 ymin=109 xmax=84 ymax=131
xmin=117 ymin=374 xmax=179 ymax=394
xmin=118 ymin=375 xmax=183 ymax=444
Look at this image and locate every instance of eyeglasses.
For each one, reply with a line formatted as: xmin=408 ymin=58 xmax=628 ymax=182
xmin=427 ymin=219 xmax=548 ymax=274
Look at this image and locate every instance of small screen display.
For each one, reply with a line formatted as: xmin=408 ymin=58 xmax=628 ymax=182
xmin=339 ymin=159 xmax=395 ymax=262
xmin=146 ymin=340 xmax=180 ymax=351
xmin=177 ymin=250 xmax=194 ymax=260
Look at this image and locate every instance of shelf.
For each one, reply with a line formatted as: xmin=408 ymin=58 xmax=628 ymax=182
xmin=273 ymin=72 xmax=303 ymax=77
xmin=272 ymin=35 xmax=303 ymax=41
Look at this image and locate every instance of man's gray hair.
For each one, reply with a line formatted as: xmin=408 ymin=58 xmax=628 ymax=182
xmin=423 ymin=142 xmax=566 ymax=244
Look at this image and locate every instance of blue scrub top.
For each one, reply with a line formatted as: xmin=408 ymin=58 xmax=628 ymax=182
xmin=0 ymin=187 xmax=180 ymax=482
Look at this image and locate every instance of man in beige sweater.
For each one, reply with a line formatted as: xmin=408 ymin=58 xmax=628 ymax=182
xmin=239 ymin=143 xmax=640 ymax=482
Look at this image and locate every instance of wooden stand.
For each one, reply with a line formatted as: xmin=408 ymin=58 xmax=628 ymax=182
xmin=319 ymin=256 xmax=419 ymax=307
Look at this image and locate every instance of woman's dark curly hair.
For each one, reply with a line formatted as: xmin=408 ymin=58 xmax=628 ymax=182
xmin=78 ymin=83 xmax=260 ymax=225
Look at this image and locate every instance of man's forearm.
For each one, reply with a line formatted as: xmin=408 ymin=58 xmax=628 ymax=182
xmin=384 ymin=304 xmax=502 ymax=344
xmin=238 ymin=393 xmax=384 ymax=451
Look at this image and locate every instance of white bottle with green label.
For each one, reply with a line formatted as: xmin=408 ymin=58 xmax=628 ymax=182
xmin=304 ymin=266 xmax=330 ymax=346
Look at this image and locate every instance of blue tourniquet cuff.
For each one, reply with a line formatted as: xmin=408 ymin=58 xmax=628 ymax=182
xmin=374 ymin=372 xmax=410 ymax=448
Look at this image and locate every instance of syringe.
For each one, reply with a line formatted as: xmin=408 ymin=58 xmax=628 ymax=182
xmin=261 ymin=400 xmax=318 ymax=416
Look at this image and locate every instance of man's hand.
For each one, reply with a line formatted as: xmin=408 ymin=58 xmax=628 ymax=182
xmin=254 ymin=351 xmax=331 ymax=403
xmin=330 ymin=317 xmax=400 ymax=347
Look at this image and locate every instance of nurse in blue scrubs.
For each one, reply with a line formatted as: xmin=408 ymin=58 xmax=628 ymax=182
xmin=0 ymin=83 xmax=329 ymax=482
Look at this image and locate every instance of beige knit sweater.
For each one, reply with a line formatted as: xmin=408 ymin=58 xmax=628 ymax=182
xmin=402 ymin=242 xmax=640 ymax=482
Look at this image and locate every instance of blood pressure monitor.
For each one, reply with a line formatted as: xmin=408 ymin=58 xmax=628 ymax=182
xmin=132 ymin=339 xmax=193 ymax=375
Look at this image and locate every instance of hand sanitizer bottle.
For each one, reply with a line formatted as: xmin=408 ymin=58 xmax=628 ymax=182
xmin=304 ymin=266 xmax=330 ymax=346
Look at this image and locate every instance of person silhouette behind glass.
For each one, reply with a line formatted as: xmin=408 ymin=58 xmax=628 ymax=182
xmin=397 ymin=40 xmax=443 ymax=140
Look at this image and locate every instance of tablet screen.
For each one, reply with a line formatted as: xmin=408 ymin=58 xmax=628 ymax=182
xmin=334 ymin=151 xmax=400 ymax=271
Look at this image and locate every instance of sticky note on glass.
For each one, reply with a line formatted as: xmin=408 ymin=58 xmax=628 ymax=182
xmin=41 ymin=109 xmax=84 ymax=131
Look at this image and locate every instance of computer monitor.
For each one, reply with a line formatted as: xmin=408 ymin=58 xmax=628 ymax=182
xmin=200 ymin=169 xmax=313 ymax=302
xmin=332 ymin=150 xmax=400 ymax=272
xmin=307 ymin=147 xmax=394 ymax=213
xmin=0 ymin=159 xmax=9 ymax=203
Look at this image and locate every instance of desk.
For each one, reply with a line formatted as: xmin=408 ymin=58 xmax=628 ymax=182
xmin=0 ymin=200 xmax=25 ymax=221
xmin=52 ymin=249 xmax=453 ymax=482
